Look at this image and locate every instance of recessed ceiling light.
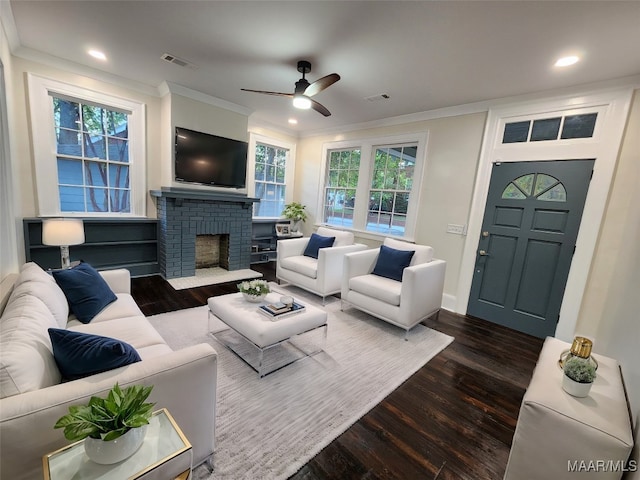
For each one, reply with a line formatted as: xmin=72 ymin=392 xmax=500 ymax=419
xmin=88 ymin=49 xmax=107 ymax=61
xmin=288 ymin=118 xmax=298 ymax=125
xmin=555 ymin=55 xmax=579 ymax=67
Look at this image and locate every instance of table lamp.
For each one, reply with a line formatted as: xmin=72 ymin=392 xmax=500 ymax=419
xmin=42 ymin=218 xmax=85 ymax=269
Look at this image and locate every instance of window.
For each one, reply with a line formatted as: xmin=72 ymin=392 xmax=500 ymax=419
xmin=502 ymin=112 xmax=598 ymax=144
xmin=54 ymin=97 xmax=130 ymax=213
xmin=27 ymin=74 xmax=146 ymax=217
xmin=320 ymin=133 xmax=427 ymax=239
xmin=501 ymin=173 xmax=567 ymax=202
xmin=323 ymin=149 xmax=360 ymax=227
xmin=248 ymin=134 xmax=296 ymax=217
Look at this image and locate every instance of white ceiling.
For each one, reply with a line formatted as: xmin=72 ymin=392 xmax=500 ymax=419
xmin=5 ymin=1 xmax=640 ymax=135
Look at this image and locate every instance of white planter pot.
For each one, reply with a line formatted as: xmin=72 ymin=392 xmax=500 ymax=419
xmin=243 ymin=292 xmax=265 ymax=303
xmin=562 ymin=374 xmax=593 ymax=398
xmin=84 ymin=425 xmax=148 ymax=464
xmin=291 ymin=220 xmax=302 ymax=233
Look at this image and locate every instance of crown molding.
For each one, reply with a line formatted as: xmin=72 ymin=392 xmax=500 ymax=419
xmin=299 ymin=74 xmax=640 ymax=139
xmin=162 ymin=81 xmax=252 ymax=116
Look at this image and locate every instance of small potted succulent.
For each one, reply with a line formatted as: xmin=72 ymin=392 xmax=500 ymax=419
xmin=282 ymin=202 xmax=307 ymax=232
xmin=562 ymin=356 xmax=596 ymax=397
xmin=238 ymin=279 xmax=270 ymax=302
xmin=54 ymin=383 xmax=155 ymax=464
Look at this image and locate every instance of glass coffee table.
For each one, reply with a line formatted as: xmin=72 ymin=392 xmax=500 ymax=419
xmin=43 ymin=409 xmax=192 ymax=480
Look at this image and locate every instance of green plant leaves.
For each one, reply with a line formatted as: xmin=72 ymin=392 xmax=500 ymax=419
xmin=54 ymin=383 xmax=155 ymax=442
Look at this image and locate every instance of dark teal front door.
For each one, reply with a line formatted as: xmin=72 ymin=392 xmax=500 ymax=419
xmin=467 ymin=160 xmax=594 ymax=338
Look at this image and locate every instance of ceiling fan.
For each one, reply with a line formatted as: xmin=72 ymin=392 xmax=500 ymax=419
xmin=241 ymin=60 xmax=340 ymax=117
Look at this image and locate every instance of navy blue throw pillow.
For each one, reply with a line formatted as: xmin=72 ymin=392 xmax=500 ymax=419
xmin=48 ymin=328 xmax=141 ymax=381
xmin=303 ymin=233 xmax=336 ymax=259
xmin=52 ymin=262 xmax=117 ymax=324
xmin=372 ymin=245 xmax=415 ymax=282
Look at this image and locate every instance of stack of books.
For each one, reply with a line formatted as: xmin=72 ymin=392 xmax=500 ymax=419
xmin=258 ymin=301 xmax=305 ymax=320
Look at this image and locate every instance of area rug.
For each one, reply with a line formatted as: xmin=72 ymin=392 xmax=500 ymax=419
xmin=147 ymin=284 xmax=454 ymax=480
xmin=167 ymin=267 xmax=262 ymax=290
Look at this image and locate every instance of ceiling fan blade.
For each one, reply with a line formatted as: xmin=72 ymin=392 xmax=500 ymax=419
xmin=241 ymin=89 xmax=293 ymax=97
xmin=304 ymin=73 xmax=340 ymax=97
xmin=310 ymin=99 xmax=331 ymax=117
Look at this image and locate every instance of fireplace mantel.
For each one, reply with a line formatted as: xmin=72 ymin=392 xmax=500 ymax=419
xmin=150 ymin=187 xmax=259 ymax=206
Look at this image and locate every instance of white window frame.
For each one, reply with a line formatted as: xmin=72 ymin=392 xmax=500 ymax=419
xmin=27 ymin=73 xmax=146 ymax=217
xmin=318 ymin=132 xmax=428 ymax=241
xmin=247 ymin=133 xmax=296 ymax=218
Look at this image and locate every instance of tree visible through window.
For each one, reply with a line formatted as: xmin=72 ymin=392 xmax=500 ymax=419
xmin=367 ymin=144 xmax=416 ymax=235
xmin=323 ymin=149 xmax=360 ymax=227
xmin=54 ymin=96 xmax=130 ymax=213
xmin=253 ymin=142 xmax=288 ymax=217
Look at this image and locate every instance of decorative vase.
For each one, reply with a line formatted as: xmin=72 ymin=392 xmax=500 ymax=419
xmin=243 ymin=292 xmax=265 ymax=303
xmin=562 ymin=374 xmax=593 ymax=398
xmin=558 ymin=336 xmax=598 ymax=371
xmin=84 ymin=425 xmax=148 ymax=465
xmin=290 ymin=220 xmax=302 ymax=233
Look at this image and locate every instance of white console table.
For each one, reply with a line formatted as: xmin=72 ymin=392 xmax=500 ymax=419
xmin=504 ymin=337 xmax=633 ymax=480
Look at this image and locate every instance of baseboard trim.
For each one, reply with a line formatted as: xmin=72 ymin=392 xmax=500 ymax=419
xmin=442 ymin=293 xmax=457 ymax=313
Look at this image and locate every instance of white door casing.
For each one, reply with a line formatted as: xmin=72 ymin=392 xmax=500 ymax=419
xmin=457 ymin=87 xmax=634 ymax=341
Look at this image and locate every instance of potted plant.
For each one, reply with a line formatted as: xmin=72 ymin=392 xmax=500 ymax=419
xmin=562 ymin=356 xmax=596 ymax=397
xmin=237 ymin=279 xmax=270 ymax=302
xmin=282 ymin=202 xmax=307 ymax=232
xmin=54 ymin=383 xmax=155 ymax=464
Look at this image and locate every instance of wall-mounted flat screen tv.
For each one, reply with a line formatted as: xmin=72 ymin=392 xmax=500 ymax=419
xmin=174 ymin=127 xmax=248 ymax=189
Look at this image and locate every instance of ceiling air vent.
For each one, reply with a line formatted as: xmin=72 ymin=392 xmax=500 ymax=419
xmin=364 ymin=93 xmax=390 ymax=102
xmin=161 ymin=53 xmax=198 ymax=69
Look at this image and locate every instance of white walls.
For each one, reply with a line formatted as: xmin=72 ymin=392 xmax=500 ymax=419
xmin=296 ymin=112 xmax=487 ymax=303
xmin=0 ymin=16 xmax=19 ymax=278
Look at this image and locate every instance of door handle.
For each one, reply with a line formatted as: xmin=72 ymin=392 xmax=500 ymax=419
xmin=478 ymin=250 xmax=490 ymax=256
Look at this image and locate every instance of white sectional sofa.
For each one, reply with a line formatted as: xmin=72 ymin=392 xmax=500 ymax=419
xmin=0 ymin=263 xmax=217 ymax=479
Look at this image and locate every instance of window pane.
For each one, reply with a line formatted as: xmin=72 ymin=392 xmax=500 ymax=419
xmin=537 ymin=184 xmax=567 ymax=202
xmin=57 ymin=158 xmax=83 ymax=185
xmin=502 ymin=183 xmax=526 ymax=199
xmin=561 ymin=113 xmax=597 ymax=139
xmin=109 ymin=164 xmax=130 ymax=188
xmin=395 ymin=193 xmax=409 ymax=214
xmin=513 ymin=174 xmax=534 ymax=196
xmin=534 ymin=174 xmax=559 ymax=196
xmin=530 ymin=117 xmax=561 ymax=141
xmin=85 ymin=188 xmax=108 ymax=212
xmin=83 ymin=133 xmax=106 ymax=159
xmin=108 ymin=138 xmax=129 ymax=163
xmin=59 ymin=186 xmax=85 ymax=212
xmin=56 ymin=128 xmax=82 ymax=156
xmin=329 ymin=151 xmax=340 ymax=169
xmin=254 ymin=163 xmax=265 ymax=181
xmin=503 ymin=121 xmax=530 ymax=143
xmin=85 ymin=161 xmax=108 ymax=187
xmin=54 ymin=98 xmax=80 ymax=130
xmin=109 ymin=189 xmax=131 ymax=213
xmin=82 ymin=105 xmax=105 ymax=135
xmin=106 ymin=111 xmax=128 ymax=137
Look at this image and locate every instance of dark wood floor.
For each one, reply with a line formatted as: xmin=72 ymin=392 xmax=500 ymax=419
xmin=131 ymin=263 xmax=544 ymax=480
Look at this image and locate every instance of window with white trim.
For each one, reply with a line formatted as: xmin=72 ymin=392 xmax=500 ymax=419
xmin=320 ymin=133 xmax=427 ymax=239
xmin=248 ymin=134 xmax=296 ymax=218
xmin=27 ymin=74 xmax=146 ymax=217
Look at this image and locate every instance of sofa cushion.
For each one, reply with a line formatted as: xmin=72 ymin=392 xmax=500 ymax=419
xmin=66 ymin=294 xmax=144 ymax=327
xmin=349 ymin=274 xmax=402 ymax=306
xmin=48 ymin=328 xmax=141 ymax=381
xmin=383 ymin=238 xmax=433 ymax=266
xmin=303 ymin=233 xmax=335 ymax=259
xmin=280 ymin=255 xmax=318 ymax=279
xmin=316 ymin=226 xmax=354 ymax=247
xmin=0 ymin=294 xmax=61 ymax=399
xmin=372 ymin=245 xmax=415 ymax=281
xmin=69 ymin=316 xmax=170 ymax=351
xmin=52 ymin=262 xmax=117 ymax=324
xmin=10 ymin=263 xmax=69 ymax=328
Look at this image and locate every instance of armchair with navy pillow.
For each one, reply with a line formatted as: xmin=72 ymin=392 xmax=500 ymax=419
xmin=276 ymin=226 xmax=367 ymax=303
xmin=341 ymin=237 xmax=446 ymax=339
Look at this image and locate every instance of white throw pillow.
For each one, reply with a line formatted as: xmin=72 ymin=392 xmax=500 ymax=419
xmin=316 ymin=226 xmax=354 ymax=247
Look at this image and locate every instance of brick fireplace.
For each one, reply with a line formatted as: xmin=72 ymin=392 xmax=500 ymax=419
xmin=151 ymin=187 xmax=258 ymax=279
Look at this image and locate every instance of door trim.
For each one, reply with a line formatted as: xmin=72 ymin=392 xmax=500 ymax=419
xmin=457 ymin=87 xmax=634 ymax=341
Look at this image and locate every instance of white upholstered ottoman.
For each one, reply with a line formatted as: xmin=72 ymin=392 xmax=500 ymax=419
xmin=207 ymin=292 xmax=327 ymax=377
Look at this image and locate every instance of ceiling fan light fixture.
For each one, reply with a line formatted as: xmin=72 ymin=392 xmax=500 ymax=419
xmin=293 ymin=94 xmax=312 ymax=110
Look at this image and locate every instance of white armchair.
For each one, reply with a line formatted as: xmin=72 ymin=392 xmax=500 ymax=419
xmin=276 ymin=226 xmax=367 ymax=303
xmin=341 ymin=238 xmax=446 ymax=339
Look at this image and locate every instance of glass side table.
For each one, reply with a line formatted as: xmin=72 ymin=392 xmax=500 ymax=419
xmin=43 ymin=408 xmax=192 ymax=480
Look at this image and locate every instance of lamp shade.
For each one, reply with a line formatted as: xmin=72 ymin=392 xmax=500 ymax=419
xmin=42 ymin=218 xmax=85 ymax=246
